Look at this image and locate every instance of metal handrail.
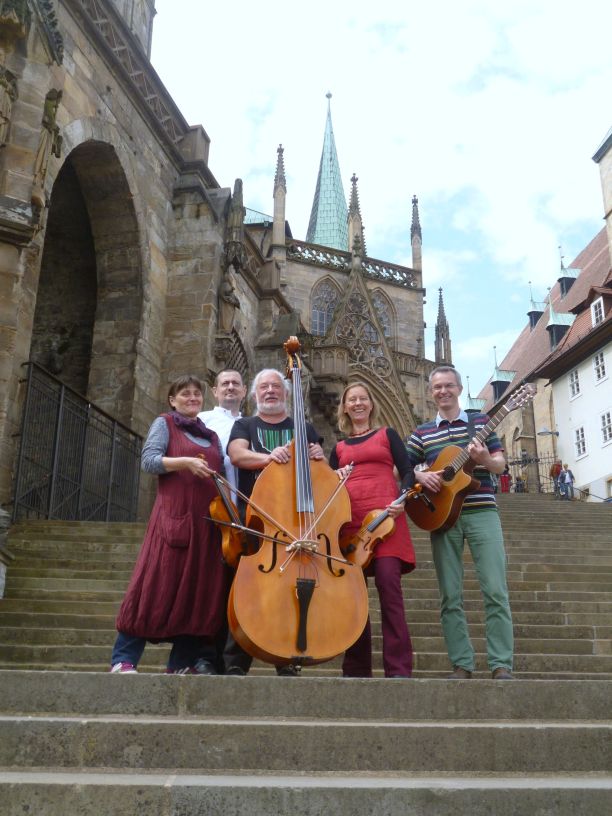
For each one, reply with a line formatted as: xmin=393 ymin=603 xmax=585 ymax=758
xmin=11 ymin=362 xmax=143 ymax=522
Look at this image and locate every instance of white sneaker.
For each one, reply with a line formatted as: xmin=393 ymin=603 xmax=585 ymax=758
xmin=110 ymin=662 xmax=138 ymax=673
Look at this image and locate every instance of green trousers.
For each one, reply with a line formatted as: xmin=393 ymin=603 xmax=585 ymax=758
xmin=431 ymin=509 xmax=513 ymax=672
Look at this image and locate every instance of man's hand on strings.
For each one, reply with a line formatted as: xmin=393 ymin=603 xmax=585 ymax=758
xmin=415 ymin=468 xmax=443 ymax=493
xmin=268 ymin=443 xmax=292 ymax=464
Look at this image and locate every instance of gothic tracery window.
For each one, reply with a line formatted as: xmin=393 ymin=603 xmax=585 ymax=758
xmin=311 ymin=279 xmax=340 ymax=336
xmin=371 ymin=290 xmax=393 ymax=339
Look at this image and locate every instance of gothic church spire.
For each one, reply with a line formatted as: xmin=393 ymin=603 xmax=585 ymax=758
xmin=411 ymin=195 xmax=422 ymax=272
xmin=272 ymin=144 xmax=287 ymax=254
xmin=434 ymin=287 xmax=452 ymax=364
xmin=348 ymin=173 xmax=366 ymax=257
xmin=306 ymin=93 xmax=348 ymax=251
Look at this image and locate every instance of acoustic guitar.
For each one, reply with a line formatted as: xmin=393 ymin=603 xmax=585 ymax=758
xmin=405 ymin=383 xmax=536 ymax=532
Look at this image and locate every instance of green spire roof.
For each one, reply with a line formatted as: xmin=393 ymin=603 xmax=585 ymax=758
xmin=306 ymin=93 xmax=348 ymax=251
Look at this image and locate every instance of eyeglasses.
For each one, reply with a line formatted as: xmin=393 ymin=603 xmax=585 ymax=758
xmin=431 ymin=383 xmax=459 ymax=392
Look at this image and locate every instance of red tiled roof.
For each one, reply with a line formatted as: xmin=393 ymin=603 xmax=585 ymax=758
xmin=478 ymin=228 xmax=611 ymax=409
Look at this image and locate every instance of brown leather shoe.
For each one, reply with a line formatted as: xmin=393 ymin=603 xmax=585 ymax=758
xmin=492 ymin=667 xmax=514 ymax=680
xmin=447 ymin=666 xmax=473 ymax=679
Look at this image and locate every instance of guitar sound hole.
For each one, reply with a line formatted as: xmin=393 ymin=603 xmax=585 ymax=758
xmin=442 ymin=466 xmax=455 ymax=481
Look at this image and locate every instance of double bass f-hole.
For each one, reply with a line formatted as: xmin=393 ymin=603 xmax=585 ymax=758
xmin=319 ymin=532 xmax=345 ymax=576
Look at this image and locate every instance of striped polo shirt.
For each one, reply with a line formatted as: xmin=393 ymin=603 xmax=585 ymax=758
xmin=406 ymin=410 xmax=502 ymax=512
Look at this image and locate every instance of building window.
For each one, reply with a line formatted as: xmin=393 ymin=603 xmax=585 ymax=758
xmin=574 ymin=426 xmax=586 ymax=457
xmin=591 ymin=297 xmax=604 ymax=327
xmin=371 ymin=290 xmax=393 ymax=338
xmin=311 ymin=280 xmax=340 ymax=337
xmin=594 ymin=351 xmax=607 ymax=382
xmin=569 ymin=369 xmax=580 ymax=398
xmin=602 ymin=411 xmax=612 ymax=445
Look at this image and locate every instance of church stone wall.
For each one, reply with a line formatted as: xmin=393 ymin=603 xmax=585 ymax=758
xmin=0 ymin=1 xmax=228 ymax=508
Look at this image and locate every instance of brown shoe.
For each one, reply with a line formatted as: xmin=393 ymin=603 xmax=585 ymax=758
xmin=492 ymin=667 xmax=514 ymax=680
xmin=447 ymin=666 xmax=472 ymax=679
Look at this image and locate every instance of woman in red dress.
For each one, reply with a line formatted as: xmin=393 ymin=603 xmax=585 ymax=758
xmin=330 ymin=382 xmax=416 ymax=678
xmin=110 ymin=375 xmax=228 ymax=674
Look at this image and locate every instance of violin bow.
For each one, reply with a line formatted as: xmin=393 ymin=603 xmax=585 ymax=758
xmin=300 ymin=463 xmax=354 ymax=542
xmin=206 ymin=468 xmax=298 ymax=545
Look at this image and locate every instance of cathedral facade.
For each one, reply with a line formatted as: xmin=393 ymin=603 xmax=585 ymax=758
xmin=0 ymin=0 xmax=441 ymax=517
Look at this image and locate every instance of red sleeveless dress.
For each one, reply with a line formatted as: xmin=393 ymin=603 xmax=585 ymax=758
xmin=116 ymin=414 xmax=227 ymax=639
xmin=335 ymin=428 xmax=416 ymax=574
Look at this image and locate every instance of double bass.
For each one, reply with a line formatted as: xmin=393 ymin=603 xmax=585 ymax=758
xmin=227 ymin=337 xmax=369 ymax=667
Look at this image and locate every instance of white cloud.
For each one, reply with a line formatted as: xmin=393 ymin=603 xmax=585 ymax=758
xmin=151 ymin=0 xmax=610 ymax=391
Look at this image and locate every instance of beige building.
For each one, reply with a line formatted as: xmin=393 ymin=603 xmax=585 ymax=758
xmin=0 ymin=1 xmax=442 ymax=520
xmin=476 ymin=127 xmax=612 ymax=498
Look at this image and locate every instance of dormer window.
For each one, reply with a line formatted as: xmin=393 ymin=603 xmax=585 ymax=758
xmin=591 ymin=297 xmax=604 ymax=327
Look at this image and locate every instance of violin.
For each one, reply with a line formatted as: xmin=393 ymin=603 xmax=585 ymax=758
xmin=340 ymin=484 xmax=424 ymax=569
xmin=208 ymin=472 xmax=255 ymax=569
xmin=227 ymin=337 xmax=369 ymax=667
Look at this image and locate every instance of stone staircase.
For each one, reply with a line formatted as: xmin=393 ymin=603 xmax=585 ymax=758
xmin=0 ymin=493 xmax=611 ymax=813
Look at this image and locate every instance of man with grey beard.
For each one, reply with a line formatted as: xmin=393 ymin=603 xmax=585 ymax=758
xmin=223 ymin=368 xmax=324 ymax=676
xmin=228 ymin=368 xmax=323 ymax=518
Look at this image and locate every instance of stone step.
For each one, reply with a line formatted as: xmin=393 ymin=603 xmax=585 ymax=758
xmin=1 ymin=618 xmax=607 ymax=641
xmin=3 ymin=607 xmax=610 ymax=632
xmin=1 ymin=713 xmax=610 ymax=774
xmin=2 ymin=770 xmax=611 ymax=816
xmin=6 ymin=574 xmax=612 ymax=598
xmin=9 ymin=557 xmax=612 ymax=581
xmin=2 ymin=643 xmax=612 ymax=675
xmin=3 ymin=591 xmax=612 ymax=619
xmin=8 ymin=568 xmax=612 ymax=594
xmin=2 ymin=627 xmax=605 ymax=657
xmin=2 ymin=661 xmax=609 ymax=680
xmin=3 ymin=672 xmax=612 ymax=719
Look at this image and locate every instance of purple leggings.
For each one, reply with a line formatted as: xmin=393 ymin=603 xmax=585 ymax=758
xmin=342 ymin=556 xmax=413 ymax=677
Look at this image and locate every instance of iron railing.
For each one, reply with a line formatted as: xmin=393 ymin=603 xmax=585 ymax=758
xmin=12 ymin=363 xmax=143 ymax=522
xmin=506 ymin=453 xmax=563 ymax=496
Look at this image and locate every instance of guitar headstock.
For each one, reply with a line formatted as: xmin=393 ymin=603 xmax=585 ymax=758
xmin=505 ymin=383 xmax=536 ymax=411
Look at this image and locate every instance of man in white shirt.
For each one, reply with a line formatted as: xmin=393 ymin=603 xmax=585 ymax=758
xmin=198 ymin=370 xmax=247 ymax=494
xmin=197 ymin=369 xmax=247 ymax=674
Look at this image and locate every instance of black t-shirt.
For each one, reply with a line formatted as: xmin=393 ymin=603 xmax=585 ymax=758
xmin=228 ymin=415 xmax=320 ymax=509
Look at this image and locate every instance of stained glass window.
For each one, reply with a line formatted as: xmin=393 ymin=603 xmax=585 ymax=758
xmin=311 ymin=280 xmax=340 ymax=336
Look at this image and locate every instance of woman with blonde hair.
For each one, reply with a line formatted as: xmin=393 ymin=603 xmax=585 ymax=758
xmin=330 ymin=381 xmax=416 ymax=678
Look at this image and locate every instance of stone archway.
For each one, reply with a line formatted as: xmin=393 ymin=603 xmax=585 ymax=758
xmin=30 ymin=159 xmax=97 ymax=394
xmin=30 ymin=140 xmax=143 ymax=424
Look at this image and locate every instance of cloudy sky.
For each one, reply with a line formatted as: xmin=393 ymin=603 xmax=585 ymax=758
xmin=151 ymin=0 xmax=610 ymax=396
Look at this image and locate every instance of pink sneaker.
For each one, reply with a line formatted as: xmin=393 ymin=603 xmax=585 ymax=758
xmin=110 ymin=662 xmax=138 ymax=674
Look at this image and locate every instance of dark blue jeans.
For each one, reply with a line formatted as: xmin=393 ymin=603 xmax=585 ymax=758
xmin=111 ymin=631 xmax=216 ymax=670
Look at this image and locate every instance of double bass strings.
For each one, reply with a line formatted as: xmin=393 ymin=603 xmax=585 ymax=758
xmin=301 ymin=464 xmax=354 ymax=542
xmin=291 ymin=361 xmax=316 ymax=544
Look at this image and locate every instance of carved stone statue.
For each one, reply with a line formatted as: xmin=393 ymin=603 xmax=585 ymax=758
xmin=31 ymin=89 xmax=62 ymax=209
xmin=0 ymin=0 xmax=30 ymax=42
xmin=224 ymin=178 xmax=247 ymax=272
xmin=0 ymin=66 xmax=16 ymax=145
xmin=227 ymin=178 xmax=245 ymax=244
xmin=218 ymin=264 xmax=241 ymax=333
